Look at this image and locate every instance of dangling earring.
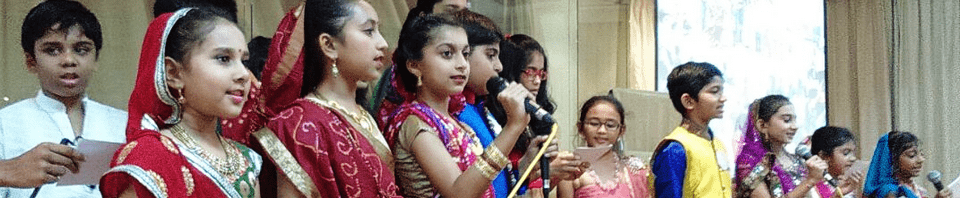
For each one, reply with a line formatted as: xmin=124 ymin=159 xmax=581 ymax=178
xmin=615 ymin=138 xmax=625 ymax=157
xmin=331 ymin=61 xmax=340 ymax=78
xmin=416 ymin=75 xmax=423 ymax=87
xmin=176 ymin=88 xmax=186 ymax=104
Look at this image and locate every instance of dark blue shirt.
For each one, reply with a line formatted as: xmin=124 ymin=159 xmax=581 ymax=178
xmin=653 ymin=142 xmax=687 ymax=198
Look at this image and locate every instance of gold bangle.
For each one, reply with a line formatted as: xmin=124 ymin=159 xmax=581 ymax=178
xmin=483 ymin=143 xmax=509 ymax=169
xmin=472 ymin=159 xmax=499 ymax=180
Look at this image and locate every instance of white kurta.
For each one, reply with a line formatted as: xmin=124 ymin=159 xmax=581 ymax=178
xmin=0 ymin=91 xmax=127 ymax=198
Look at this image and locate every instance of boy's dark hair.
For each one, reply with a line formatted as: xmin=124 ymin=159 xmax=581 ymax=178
xmin=811 ymin=126 xmax=856 ymax=155
xmin=666 ymin=61 xmax=723 ymax=117
xmin=301 ymin=0 xmax=359 ymax=97
xmin=153 ymin=0 xmax=238 ymax=23
xmin=165 ymin=8 xmax=236 ymax=67
xmin=21 ymin=0 xmax=103 ymax=58
xmin=393 ymin=13 xmax=461 ymax=93
xmin=450 ymin=10 xmax=501 ymax=47
xmin=416 ymin=0 xmax=443 ymax=11
xmin=244 ymin=36 xmax=271 ymax=80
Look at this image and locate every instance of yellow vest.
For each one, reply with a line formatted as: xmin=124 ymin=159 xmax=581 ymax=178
xmin=652 ymin=126 xmax=733 ymax=198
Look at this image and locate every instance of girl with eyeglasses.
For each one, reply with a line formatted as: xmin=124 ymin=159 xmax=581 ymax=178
xmin=498 ymin=34 xmax=555 ymax=115
xmin=557 ymin=95 xmax=651 ymax=198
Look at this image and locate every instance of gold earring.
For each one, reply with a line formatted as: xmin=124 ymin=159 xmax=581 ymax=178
xmin=417 ymin=75 xmax=423 ymax=87
xmin=331 ymin=62 xmax=340 ymax=78
xmin=176 ymin=88 xmax=186 ymax=104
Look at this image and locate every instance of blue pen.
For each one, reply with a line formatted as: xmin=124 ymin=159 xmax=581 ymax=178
xmin=30 ymin=138 xmax=76 ymax=198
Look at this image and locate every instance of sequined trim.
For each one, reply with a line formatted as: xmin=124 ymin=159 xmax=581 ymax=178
xmin=182 ymin=166 xmax=195 ymax=195
xmin=147 ymin=170 xmax=168 ymax=197
xmin=154 ymin=8 xmax=193 ymax=125
xmin=252 ymin=128 xmax=319 ymax=197
xmin=107 ymin=165 xmax=168 ymax=198
xmin=117 ymin=141 xmax=139 ymax=164
xmin=161 ymin=137 xmax=179 ymax=154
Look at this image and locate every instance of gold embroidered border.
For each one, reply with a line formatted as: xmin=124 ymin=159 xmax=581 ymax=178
xmin=253 ymin=128 xmax=320 ymax=198
xmin=161 ymin=137 xmax=179 ymax=154
xmin=117 ymin=141 xmax=139 ymax=164
xmin=146 ymin=170 xmax=168 ymax=198
xmin=181 ymin=166 xmax=194 ymax=195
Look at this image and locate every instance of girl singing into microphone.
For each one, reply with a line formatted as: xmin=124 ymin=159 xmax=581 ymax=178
xmin=735 ymin=95 xmax=830 ymax=198
xmin=864 ymin=131 xmax=951 ymax=198
xmin=379 ymin=13 xmax=532 ymax=197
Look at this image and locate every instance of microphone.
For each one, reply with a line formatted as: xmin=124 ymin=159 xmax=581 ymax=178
xmin=796 ymin=145 xmax=838 ymax=187
xmin=486 ymin=77 xmax=555 ymax=196
xmin=928 ymin=170 xmax=944 ymax=191
xmin=486 ymin=77 xmax=555 ymax=125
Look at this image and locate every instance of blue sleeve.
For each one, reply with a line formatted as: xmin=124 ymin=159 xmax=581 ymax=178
xmin=653 ymin=142 xmax=686 ymax=198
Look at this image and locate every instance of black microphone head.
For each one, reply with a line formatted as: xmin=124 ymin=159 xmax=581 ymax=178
xmin=486 ymin=77 xmax=506 ymax=95
xmin=928 ymin=170 xmax=942 ymax=182
xmin=795 ymin=145 xmax=813 ymax=159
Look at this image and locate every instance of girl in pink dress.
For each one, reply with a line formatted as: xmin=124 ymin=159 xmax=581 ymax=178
xmin=558 ymin=95 xmax=651 ymax=198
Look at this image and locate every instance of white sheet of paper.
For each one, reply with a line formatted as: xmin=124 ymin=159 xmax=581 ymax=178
xmin=574 ymin=145 xmax=613 ymax=165
xmin=949 ymin=172 xmax=960 ymax=195
xmin=57 ymin=139 xmax=123 ymax=186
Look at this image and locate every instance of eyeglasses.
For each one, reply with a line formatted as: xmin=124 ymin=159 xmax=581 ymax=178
xmin=522 ymin=68 xmax=548 ymax=80
xmin=585 ymin=120 xmax=621 ymax=130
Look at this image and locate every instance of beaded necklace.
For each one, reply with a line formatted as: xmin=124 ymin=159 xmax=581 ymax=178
xmin=170 ymin=124 xmax=246 ymax=182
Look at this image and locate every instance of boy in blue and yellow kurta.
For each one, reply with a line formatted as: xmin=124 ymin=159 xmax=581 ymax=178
xmin=651 ymin=62 xmax=732 ymax=198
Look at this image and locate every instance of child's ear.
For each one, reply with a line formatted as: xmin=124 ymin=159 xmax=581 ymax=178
xmin=618 ymin=124 xmax=626 ymax=136
xmin=681 ymin=93 xmax=696 ymax=112
xmin=754 ymin=118 xmax=765 ymax=132
xmin=318 ymin=33 xmax=339 ymax=62
xmin=164 ymin=57 xmax=185 ymax=90
xmin=24 ymin=53 xmax=38 ymax=73
xmin=407 ymin=61 xmax=423 ymax=79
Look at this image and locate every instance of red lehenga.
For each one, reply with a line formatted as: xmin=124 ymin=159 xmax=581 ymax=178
xmin=99 ymin=8 xmax=260 ymax=198
xmin=217 ymin=3 xmax=401 ymax=197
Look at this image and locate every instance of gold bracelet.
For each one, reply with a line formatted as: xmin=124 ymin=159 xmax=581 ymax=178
xmin=472 ymin=159 xmax=499 ymax=180
xmin=483 ymin=143 xmax=509 ymax=170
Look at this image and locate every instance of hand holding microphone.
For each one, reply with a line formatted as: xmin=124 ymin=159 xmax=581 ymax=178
xmin=487 ymin=77 xmax=554 ymax=125
xmin=489 ymin=77 xmax=559 ymax=197
xmin=928 ymin=170 xmax=953 ymax=198
xmin=796 ymin=145 xmax=836 ymax=187
xmin=487 ymin=77 xmax=535 ymax=127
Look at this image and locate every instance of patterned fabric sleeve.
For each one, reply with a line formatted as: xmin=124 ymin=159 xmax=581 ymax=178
xmin=653 ymin=142 xmax=686 ymax=198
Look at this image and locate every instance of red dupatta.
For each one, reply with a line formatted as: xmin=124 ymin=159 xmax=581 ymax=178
xmin=220 ymin=3 xmax=305 ymax=144
xmin=217 ymin=3 xmax=330 ymax=197
xmin=101 ymin=9 xmax=245 ymax=198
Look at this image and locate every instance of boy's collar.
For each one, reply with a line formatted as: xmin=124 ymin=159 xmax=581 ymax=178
xmin=35 ymin=90 xmax=88 ymax=113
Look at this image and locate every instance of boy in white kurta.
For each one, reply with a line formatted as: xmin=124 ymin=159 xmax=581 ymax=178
xmin=0 ymin=0 xmax=126 ymax=197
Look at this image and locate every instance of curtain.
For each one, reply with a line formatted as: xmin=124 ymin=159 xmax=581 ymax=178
xmin=502 ymin=0 xmax=537 ymax=36
xmin=825 ymin=0 xmax=893 ymax=162
xmin=828 ymin=0 xmax=960 ymax=190
xmin=627 ymin=0 xmax=655 ymax=91
xmin=891 ymin=0 xmax=960 ymax=189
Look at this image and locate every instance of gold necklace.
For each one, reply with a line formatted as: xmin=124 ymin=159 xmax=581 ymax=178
xmin=170 ymin=124 xmax=245 ymax=182
xmin=306 ymin=92 xmax=377 ymax=134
